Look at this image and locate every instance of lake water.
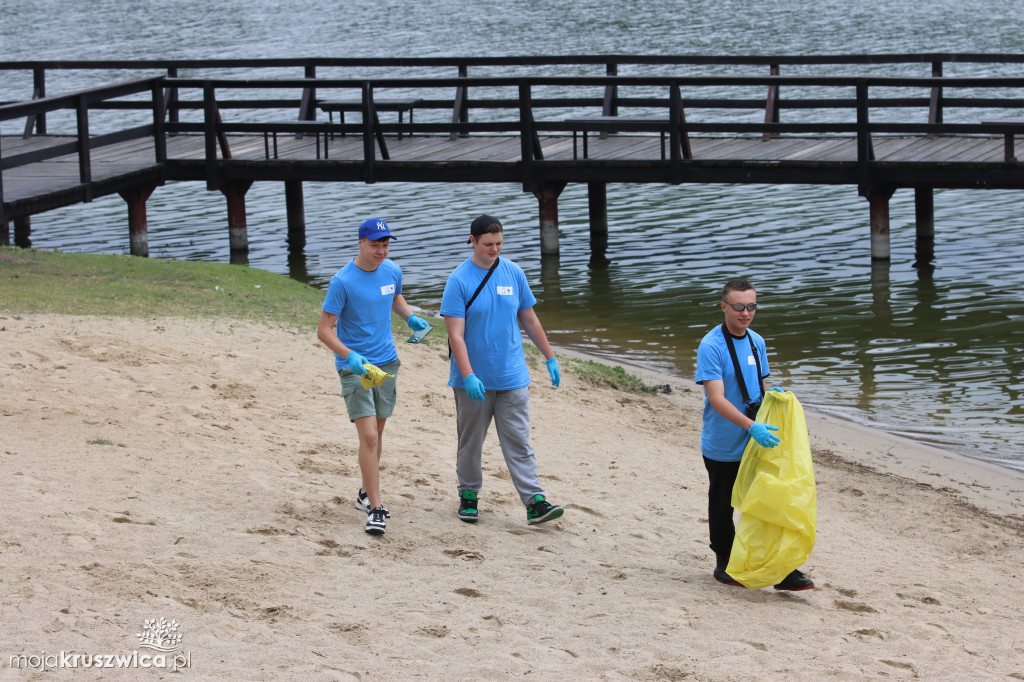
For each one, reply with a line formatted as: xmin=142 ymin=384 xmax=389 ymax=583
xmin=2 ymin=0 xmax=1022 ymax=471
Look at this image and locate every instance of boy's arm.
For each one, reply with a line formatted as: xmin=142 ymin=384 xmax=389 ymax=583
xmin=444 ymin=316 xmax=475 ymax=380
xmin=703 ymin=379 xmax=756 ymax=430
xmin=391 ymin=294 xmax=414 ymax=322
xmin=517 ymin=307 xmax=555 ymax=361
xmin=317 ymin=310 xmax=353 ymax=359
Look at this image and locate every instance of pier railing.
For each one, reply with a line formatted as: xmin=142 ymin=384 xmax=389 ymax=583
xmin=3 ymin=58 xmax=1024 ymax=259
xmin=0 ymin=76 xmax=165 ymax=219
xmin=165 ymin=72 xmax=1024 ymax=188
xmin=4 ymin=70 xmax=1024 ymax=207
xmin=4 ymin=54 xmax=1024 ymax=135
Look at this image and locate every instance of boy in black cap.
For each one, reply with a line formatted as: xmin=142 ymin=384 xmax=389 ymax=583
xmin=440 ymin=215 xmax=565 ymax=525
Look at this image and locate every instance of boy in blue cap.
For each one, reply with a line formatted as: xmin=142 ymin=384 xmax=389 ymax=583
xmin=317 ymin=218 xmax=430 ymax=535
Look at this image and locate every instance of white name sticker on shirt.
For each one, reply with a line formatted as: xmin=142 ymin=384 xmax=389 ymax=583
xmin=747 ymin=355 xmax=756 ymax=365
xmin=496 ymin=286 xmax=513 ymax=296
xmin=380 ymin=284 xmax=395 ymax=295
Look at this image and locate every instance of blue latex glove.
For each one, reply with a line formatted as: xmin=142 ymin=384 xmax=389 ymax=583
xmin=346 ymin=349 xmax=368 ymax=375
xmin=546 ymin=357 xmax=560 ymax=387
xmin=748 ymin=422 xmax=781 ymax=448
xmin=407 ymin=314 xmax=429 ymax=331
xmin=463 ymin=374 xmax=486 ymax=401
xmin=769 ymin=386 xmax=785 ymax=393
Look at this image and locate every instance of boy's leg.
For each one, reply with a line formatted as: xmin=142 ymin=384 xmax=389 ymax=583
xmin=702 ymin=456 xmax=741 ymax=558
xmin=491 ymin=388 xmax=544 ymax=505
xmin=342 ymin=359 xmax=399 ymax=512
xmin=354 ymin=416 xmax=386 ymax=509
xmin=454 ymin=389 xmax=495 ymax=492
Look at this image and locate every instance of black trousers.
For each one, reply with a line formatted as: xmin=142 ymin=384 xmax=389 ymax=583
xmin=703 ymin=456 xmax=741 ymax=559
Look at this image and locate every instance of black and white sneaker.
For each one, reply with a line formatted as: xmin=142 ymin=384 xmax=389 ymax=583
xmin=355 ymin=489 xmax=389 ymax=518
xmin=365 ymin=507 xmax=387 ymax=535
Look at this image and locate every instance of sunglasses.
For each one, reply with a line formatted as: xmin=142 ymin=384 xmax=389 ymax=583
xmin=724 ymin=302 xmax=758 ymax=311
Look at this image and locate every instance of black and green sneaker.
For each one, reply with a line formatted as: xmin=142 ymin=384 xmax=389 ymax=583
xmin=526 ymin=494 xmax=563 ymax=525
xmin=458 ymin=490 xmax=478 ymax=523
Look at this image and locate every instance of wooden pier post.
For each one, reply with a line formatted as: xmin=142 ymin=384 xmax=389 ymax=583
xmin=867 ymin=185 xmax=895 ymax=260
xmin=220 ymin=180 xmax=254 ymax=255
xmin=534 ymin=181 xmax=566 ymax=256
xmin=14 ymin=216 xmax=31 ymax=248
xmin=914 ymin=188 xmax=935 ymax=239
xmin=284 ymin=180 xmax=306 ymax=251
xmin=588 ymin=182 xmax=609 ymax=265
xmin=118 ymin=184 xmax=157 ymax=257
xmin=913 ymin=187 xmax=935 ymax=270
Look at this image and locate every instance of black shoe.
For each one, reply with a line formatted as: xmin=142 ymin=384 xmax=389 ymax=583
xmin=526 ymin=495 xmax=563 ymax=525
xmin=458 ymin=490 xmax=478 ymax=523
xmin=713 ymin=567 xmax=742 ymax=586
xmin=364 ymin=507 xmax=387 ymax=535
xmin=774 ymin=569 xmax=814 ymax=591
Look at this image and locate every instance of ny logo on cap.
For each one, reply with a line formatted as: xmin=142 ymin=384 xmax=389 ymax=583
xmin=374 ymin=221 xmax=386 ymax=232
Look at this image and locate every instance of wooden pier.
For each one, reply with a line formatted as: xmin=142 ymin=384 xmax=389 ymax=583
xmin=2 ymin=55 xmax=1024 ymax=262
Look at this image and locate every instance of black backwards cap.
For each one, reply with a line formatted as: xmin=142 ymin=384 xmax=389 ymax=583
xmin=468 ymin=214 xmax=503 ymax=243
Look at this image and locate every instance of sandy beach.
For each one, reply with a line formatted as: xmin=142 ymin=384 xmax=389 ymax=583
xmin=1 ymin=313 xmax=1022 ymax=680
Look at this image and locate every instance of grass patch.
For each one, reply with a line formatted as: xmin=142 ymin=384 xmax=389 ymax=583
xmin=1 ymin=247 xmax=326 ymax=331
xmin=563 ymin=357 xmax=658 ymax=394
xmin=86 ymin=438 xmax=125 ymax=447
xmin=1 ymin=246 xmax=448 ymax=343
xmin=523 ymin=342 xmax=656 ymax=394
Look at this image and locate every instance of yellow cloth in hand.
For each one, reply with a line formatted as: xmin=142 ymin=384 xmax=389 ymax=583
xmin=359 ymin=362 xmax=395 ymax=390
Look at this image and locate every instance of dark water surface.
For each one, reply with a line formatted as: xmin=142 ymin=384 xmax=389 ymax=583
xmin=2 ymin=0 xmax=1022 ymax=470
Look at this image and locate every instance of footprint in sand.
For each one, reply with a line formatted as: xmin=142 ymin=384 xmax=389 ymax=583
xmin=834 ymin=599 xmax=878 ymax=614
xmin=443 ymin=549 xmax=484 ymax=562
xmin=414 ymin=625 xmax=449 ymax=638
xmin=63 ymin=534 xmax=95 ymax=550
xmin=851 ymin=628 xmax=888 ymax=641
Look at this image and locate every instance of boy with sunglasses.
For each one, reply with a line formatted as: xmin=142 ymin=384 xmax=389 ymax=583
xmin=694 ymin=278 xmax=813 ymax=591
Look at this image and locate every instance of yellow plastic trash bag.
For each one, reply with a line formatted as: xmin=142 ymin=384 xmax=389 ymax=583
xmin=727 ymin=390 xmax=816 ymax=589
xmin=359 ymin=362 xmax=395 ymax=390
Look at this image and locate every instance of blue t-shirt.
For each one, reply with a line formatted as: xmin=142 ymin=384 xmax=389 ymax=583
xmin=695 ymin=325 xmax=771 ymax=462
xmin=321 ymin=258 xmax=402 ymax=371
xmin=440 ymin=257 xmax=537 ymax=391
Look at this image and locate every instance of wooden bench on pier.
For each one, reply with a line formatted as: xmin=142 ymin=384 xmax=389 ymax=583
xmin=565 ymin=115 xmax=693 ymax=160
xmin=981 ymin=118 xmax=1024 ymax=162
xmin=319 ymin=98 xmax=422 ymax=139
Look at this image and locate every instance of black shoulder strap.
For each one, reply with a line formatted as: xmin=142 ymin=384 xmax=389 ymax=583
xmin=448 ymin=257 xmax=500 ymax=359
xmin=748 ymin=333 xmax=765 ymax=402
xmin=466 ymin=257 xmax=499 ymax=312
xmin=721 ymin=324 xmax=764 ymax=404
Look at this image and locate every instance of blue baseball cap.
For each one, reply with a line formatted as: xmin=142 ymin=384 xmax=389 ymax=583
xmin=358 ymin=218 xmax=397 ymax=241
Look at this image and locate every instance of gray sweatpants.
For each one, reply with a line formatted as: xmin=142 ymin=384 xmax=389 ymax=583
xmin=454 ymin=386 xmax=544 ymax=505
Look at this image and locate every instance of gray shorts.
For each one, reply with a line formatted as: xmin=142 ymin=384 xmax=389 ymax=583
xmin=338 ymin=358 xmax=401 ymax=421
